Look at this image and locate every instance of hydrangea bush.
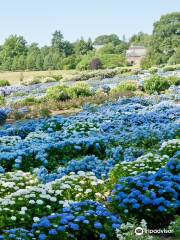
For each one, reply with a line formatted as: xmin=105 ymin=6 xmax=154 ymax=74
xmin=0 ymin=171 xmax=106 ymax=230
xmin=109 ymin=168 xmax=180 ymax=228
xmin=109 ymin=152 xmax=169 ymax=185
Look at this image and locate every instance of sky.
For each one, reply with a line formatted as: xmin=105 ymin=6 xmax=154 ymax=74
xmin=0 ymin=0 xmax=179 ymax=46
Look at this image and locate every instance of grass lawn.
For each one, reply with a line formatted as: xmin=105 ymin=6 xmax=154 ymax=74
xmin=0 ymin=69 xmax=79 ymax=85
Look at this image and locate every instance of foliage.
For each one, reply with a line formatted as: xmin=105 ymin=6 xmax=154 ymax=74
xmin=111 ymin=82 xmax=138 ymax=95
xmin=129 ymin=32 xmax=151 ymax=47
xmin=94 ymin=34 xmax=121 ymax=46
xmin=47 ymin=85 xmax=70 ymax=101
xmin=109 ymin=152 xmax=169 ymax=185
xmin=163 ymin=64 xmax=180 ymax=72
xmin=0 ymin=109 xmax=7 ymax=125
xmin=0 ymin=96 xmax=5 ymax=105
xmin=144 ymin=75 xmax=170 ymax=94
xmin=47 ymin=83 xmax=92 ymax=101
xmin=145 ymin=12 xmax=180 ymax=66
xmin=90 ymin=58 xmax=103 ymax=70
xmin=168 ymin=47 xmax=180 ymax=65
xmin=74 ymin=38 xmax=93 ymax=55
xmin=0 ymin=80 xmax=10 ymax=87
xmin=69 ymin=82 xmax=92 ymax=98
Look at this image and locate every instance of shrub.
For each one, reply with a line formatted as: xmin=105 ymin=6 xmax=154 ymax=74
xmin=149 ymin=67 xmax=158 ymax=74
xmin=168 ymin=76 xmax=180 ymax=86
xmin=32 ymin=201 xmax=121 ymax=240
xmin=69 ymin=83 xmax=92 ymax=98
xmin=46 ymin=85 xmax=70 ymax=101
xmin=51 ymin=75 xmax=63 ymax=81
xmin=0 ymin=172 xmax=106 ymax=230
xmin=0 ymin=109 xmax=7 ymax=125
xmin=166 ymin=152 xmax=180 ymax=175
xmin=40 ymin=108 xmax=51 ymax=117
xmin=98 ymin=54 xmax=126 ymax=69
xmin=144 ymin=75 xmax=170 ymax=94
xmin=160 ymin=139 xmax=180 ymax=157
xmin=0 ymin=80 xmax=10 ymax=87
xmin=0 ymin=96 xmax=5 ymax=105
xmin=163 ymin=65 xmax=180 ymax=72
xmin=109 ymin=169 xmax=180 ymax=228
xmin=109 ymin=153 xmax=169 ymax=185
xmin=0 ymin=171 xmax=39 ymax=198
xmin=111 ymin=81 xmax=138 ymax=95
xmin=90 ymin=58 xmax=103 ymax=70
xmin=21 ymin=97 xmax=38 ymax=106
xmin=27 ymin=78 xmax=41 ymax=85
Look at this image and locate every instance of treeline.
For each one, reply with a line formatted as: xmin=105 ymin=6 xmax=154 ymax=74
xmin=0 ymin=12 xmax=179 ymax=71
xmin=0 ymin=31 xmax=130 ymax=71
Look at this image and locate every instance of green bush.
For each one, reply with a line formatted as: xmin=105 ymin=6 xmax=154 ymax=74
xmin=163 ymin=64 xmax=180 ymax=72
xmin=168 ymin=76 xmax=180 ymax=86
xmin=144 ymin=75 xmax=170 ymax=94
xmin=0 ymin=80 xmax=10 ymax=87
xmin=149 ymin=67 xmax=158 ymax=74
xmin=69 ymin=82 xmax=92 ymax=98
xmin=98 ymin=53 xmax=126 ymax=69
xmin=0 ymin=96 xmax=5 ymax=105
xmin=21 ymin=97 xmax=38 ymax=106
xmin=46 ymin=85 xmax=70 ymax=101
xmin=39 ymin=108 xmax=51 ymax=117
xmin=51 ymin=75 xmax=63 ymax=81
xmin=109 ymin=153 xmax=169 ymax=186
xmin=27 ymin=78 xmax=41 ymax=85
xmin=111 ymin=81 xmax=138 ymax=94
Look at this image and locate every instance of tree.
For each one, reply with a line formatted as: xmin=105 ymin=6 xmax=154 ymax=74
xmin=62 ymin=41 xmax=74 ymax=57
xmin=168 ymin=47 xmax=180 ymax=65
xmin=51 ymin=31 xmax=64 ymax=53
xmin=17 ymin=55 xmax=27 ymax=70
xmin=26 ymin=43 xmax=40 ymax=70
xmin=43 ymin=53 xmax=54 ymax=70
xmin=74 ymin=38 xmax=93 ymax=55
xmin=98 ymin=42 xmax=128 ymax=55
xmin=129 ymin=32 xmax=151 ymax=47
xmin=147 ymin=12 xmax=180 ymax=65
xmin=0 ymin=35 xmax=27 ymax=70
xmin=94 ymin=34 xmax=120 ymax=45
xmin=36 ymin=54 xmax=44 ymax=70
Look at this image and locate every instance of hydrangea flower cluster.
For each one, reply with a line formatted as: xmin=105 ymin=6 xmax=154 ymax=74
xmin=3 ymin=201 xmax=121 ymax=240
xmin=109 ymin=168 xmax=180 ymax=228
xmin=0 ymin=171 xmax=39 ymax=198
xmin=160 ymin=139 xmax=180 ymax=157
xmin=109 ymin=152 xmax=169 ymax=184
xmin=0 ymin=171 xmax=106 ymax=230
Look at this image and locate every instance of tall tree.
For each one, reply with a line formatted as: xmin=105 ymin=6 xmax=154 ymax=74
xmin=74 ymin=38 xmax=93 ymax=55
xmin=129 ymin=32 xmax=151 ymax=47
xmin=147 ymin=12 xmax=180 ymax=65
xmin=0 ymin=35 xmax=27 ymax=70
xmin=26 ymin=43 xmax=40 ymax=70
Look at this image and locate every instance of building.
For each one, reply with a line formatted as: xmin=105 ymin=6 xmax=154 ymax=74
xmin=126 ymin=45 xmax=147 ymax=66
